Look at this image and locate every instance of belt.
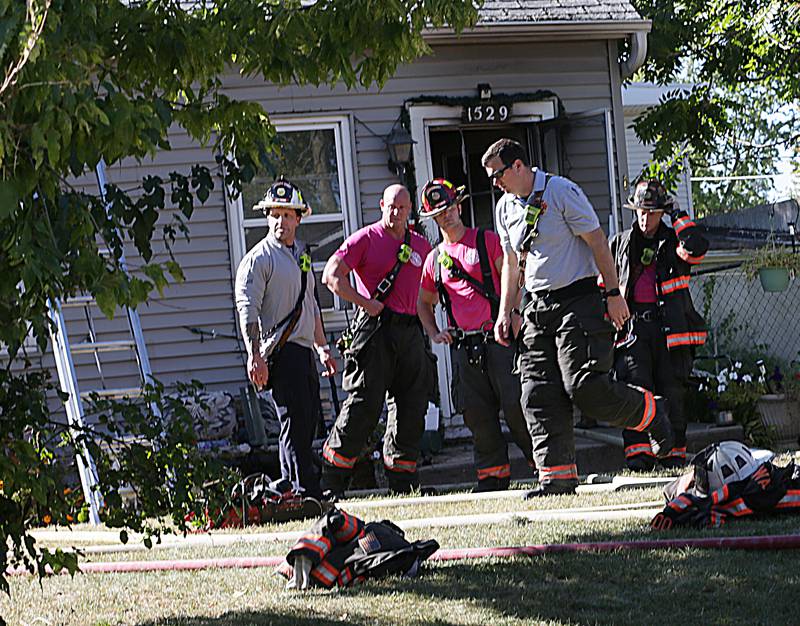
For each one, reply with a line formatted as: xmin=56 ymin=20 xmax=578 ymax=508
xmin=632 ymin=310 xmax=658 ymax=322
xmin=532 ymin=276 xmax=599 ymax=303
xmin=450 ymin=328 xmax=494 ymax=346
xmin=630 ymin=303 xmax=659 ymax=322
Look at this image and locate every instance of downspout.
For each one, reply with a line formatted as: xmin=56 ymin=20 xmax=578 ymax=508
xmin=620 ymin=31 xmax=647 ymax=79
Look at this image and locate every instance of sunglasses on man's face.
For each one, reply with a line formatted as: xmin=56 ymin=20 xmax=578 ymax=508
xmin=488 ymin=163 xmax=512 ymax=182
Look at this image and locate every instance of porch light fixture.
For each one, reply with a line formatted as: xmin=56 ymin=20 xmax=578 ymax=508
xmin=478 ymin=83 xmax=492 ymax=100
xmin=385 ymin=124 xmax=415 ymax=178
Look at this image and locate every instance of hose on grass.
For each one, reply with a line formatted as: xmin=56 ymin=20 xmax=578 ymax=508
xmin=9 ymin=533 xmax=800 ymax=576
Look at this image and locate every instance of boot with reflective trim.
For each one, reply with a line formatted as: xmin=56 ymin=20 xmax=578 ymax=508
xmin=523 ymin=480 xmax=576 ymax=499
xmin=626 ymin=454 xmax=657 ymax=472
xmin=646 ymin=396 xmax=673 ymax=457
xmin=476 ymin=476 xmax=511 ymax=493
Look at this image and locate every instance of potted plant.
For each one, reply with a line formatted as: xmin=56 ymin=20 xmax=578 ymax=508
xmin=741 ymin=244 xmax=800 ymax=292
xmin=756 ymin=361 xmax=800 ymax=451
xmin=702 ymin=362 xmax=773 ymax=447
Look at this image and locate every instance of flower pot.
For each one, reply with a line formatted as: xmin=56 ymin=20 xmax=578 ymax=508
xmin=758 ymin=267 xmax=791 ymax=292
xmin=756 ymin=394 xmax=800 ymax=450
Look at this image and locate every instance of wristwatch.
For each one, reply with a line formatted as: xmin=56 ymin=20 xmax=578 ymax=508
xmin=605 ymin=287 xmax=621 ymax=298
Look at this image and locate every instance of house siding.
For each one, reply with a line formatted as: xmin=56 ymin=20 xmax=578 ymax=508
xmin=29 ymin=37 xmax=623 ymax=406
xmin=624 ymin=112 xmax=693 ymax=216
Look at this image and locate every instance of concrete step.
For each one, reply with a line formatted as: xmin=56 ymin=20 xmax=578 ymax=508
xmin=419 ymin=434 xmax=624 ymax=488
xmin=575 ymin=421 xmax=745 ymax=454
xmin=419 ymin=422 xmax=745 ymax=488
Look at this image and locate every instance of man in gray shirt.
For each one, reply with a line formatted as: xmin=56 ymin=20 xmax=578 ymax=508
xmin=481 ymin=138 xmax=672 ymax=497
xmin=235 ymin=178 xmax=336 ymax=498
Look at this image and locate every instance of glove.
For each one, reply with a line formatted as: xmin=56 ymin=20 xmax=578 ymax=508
xmin=286 ymin=555 xmax=312 ymax=590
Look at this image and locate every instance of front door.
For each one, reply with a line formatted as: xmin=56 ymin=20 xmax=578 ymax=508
xmin=428 ymin=126 xmax=540 ymax=231
xmin=408 ymin=100 xmax=560 ymax=419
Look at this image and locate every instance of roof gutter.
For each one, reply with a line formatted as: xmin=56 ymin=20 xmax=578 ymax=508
xmin=424 ymin=20 xmax=651 ymax=44
xmin=620 ymin=30 xmax=648 ymax=79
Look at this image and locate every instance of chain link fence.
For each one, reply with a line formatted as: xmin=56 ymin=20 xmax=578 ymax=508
xmin=690 ymin=259 xmax=800 ymax=369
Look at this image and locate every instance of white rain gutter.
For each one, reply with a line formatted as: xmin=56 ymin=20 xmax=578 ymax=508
xmin=620 ymin=30 xmax=648 ymax=78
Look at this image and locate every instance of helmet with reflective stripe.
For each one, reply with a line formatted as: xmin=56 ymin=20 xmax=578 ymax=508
xmin=692 ymin=440 xmax=760 ymax=495
xmin=254 ymin=177 xmax=312 ymax=216
xmin=420 ymin=178 xmax=469 ymax=219
xmin=623 ymin=179 xmax=674 ymax=212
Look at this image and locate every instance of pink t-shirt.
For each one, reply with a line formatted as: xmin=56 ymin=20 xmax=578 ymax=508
xmin=335 ymin=222 xmax=431 ymax=316
xmin=632 ymin=263 xmax=658 ymax=303
xmin=420 ymin=228 xmax=502 ymax=331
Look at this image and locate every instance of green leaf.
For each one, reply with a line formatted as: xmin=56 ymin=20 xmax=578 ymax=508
xmin=0 ymin=180 xmax=18 ymax=219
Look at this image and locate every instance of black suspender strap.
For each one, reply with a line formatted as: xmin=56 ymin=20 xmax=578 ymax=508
xmin=436 ymin=229 xmax=500 ymax=330
xmin=475 ymin=228 xmax=499 ymax=321
xmin=267 ymin=247 xmax=311 ymax=362
xmin=434 ymin=255 xmax=457 ymax=329
xmin=520 ymin=174 xmax=552 ymax=254
xmin=517 ymin=173 xmax=551 ymax=285
xmin=373 ymin=227 xmax=412 ymax=302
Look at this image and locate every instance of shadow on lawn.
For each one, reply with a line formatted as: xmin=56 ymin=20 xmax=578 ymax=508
xmin=353 ymin=541 xmax=800 ymax=625
xmin=135 ymin=611 xmax=353 ymax=626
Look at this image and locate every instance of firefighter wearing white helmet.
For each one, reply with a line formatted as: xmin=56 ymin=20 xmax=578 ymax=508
xmin=610 ymin=179 xmax=709 ymax=472
xmin=417 ymin=178 xmax=535 ymax=491
xmin=234 ymin=177 xmax=335 ymax=498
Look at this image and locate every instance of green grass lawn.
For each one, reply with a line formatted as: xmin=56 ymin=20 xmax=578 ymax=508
xmin=4 ymin=484 xmax=800 ymax=626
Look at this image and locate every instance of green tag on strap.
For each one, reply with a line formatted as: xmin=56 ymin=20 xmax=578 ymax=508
xmin=525 ymin=203 xmax=543 ymax=226
xmin=398 ymin=243 xmax=412 ymax=263
xmin=437 ymin=249 xmax=453 ymax=270
xmin=299 ymin=252 xmax=312 ymax=272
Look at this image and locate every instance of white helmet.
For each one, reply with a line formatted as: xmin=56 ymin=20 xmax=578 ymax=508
xmin=693 ymin=441 xmax=761 ymax=495
xmin=254 ymin=177 xmax=312 ymax=216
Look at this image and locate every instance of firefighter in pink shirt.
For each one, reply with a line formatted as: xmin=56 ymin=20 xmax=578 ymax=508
xmin=417 ymin=178 xmax=535 ymax=491
xmin=320 ymin=184 xmax=433 ymax=496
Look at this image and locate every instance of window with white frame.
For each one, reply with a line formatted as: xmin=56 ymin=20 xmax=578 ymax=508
xmin=230 ymin=115 xmax=359 ymax=317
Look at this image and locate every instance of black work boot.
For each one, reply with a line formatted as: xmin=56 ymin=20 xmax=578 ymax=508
xmin=626 ymin=454 xmax=657 ymax=472
xmin=646 ymin=396 xmax=674 ymax=456
xmin=476 ymin=476 xmax=511 ymax=493
xmin=523 ymin=480 xmax=576 ymax=499
xmin=320 ymin=465 xmax=349 ymax=501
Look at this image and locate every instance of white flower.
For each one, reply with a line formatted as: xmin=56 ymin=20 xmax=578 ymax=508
xmin=735 ymin=361 xmax=743 ymax=370
xmin=717 ymin=372 xmax=728 ymax=384
xmin=730 ymin=371 xmax=739 ymax=381
xmin=718 ymin=383 xmax=727 ymax=393
xmin=742 ymin=374 xmax=753 ymax=383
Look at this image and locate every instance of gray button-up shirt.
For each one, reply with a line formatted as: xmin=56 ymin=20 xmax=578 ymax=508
xmin=495 ymin=168 xmax=600 ymax=292
xmin=234 ymin=234 xmax=318 ymax=357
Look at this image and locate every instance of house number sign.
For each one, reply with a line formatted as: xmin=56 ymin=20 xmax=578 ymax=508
xmin=462 ymin=103 xmax=512 ymax=124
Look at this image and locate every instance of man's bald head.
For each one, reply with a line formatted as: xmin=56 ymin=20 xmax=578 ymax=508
xmin=379 ymin=184 xmax=412 ymax=232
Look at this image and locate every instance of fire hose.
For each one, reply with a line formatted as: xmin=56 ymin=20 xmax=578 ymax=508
xmin=9 ymin=533 xmax=800 ymax=576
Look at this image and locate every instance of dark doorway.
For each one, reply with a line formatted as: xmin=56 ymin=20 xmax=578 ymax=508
xmin=428 ymin=124 xmax=560 ymax=230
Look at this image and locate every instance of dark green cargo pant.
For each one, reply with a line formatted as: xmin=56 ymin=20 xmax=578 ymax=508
xmin=517 ymin=285 xmax=653 ymax=488
xmin=451 ymin=339 xmax=534 ymax=490
xmin=322 ymin=310 xmax=433 ymax=494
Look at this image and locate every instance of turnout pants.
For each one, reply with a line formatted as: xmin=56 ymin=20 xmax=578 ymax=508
xmin=322 ymin=312 xmax=433 ymax=494
xmin=451 ymin=339 xmax=534 ymax=490
xmin=617 ymin=312 xmax=688 ymax=465
xmin=270 ymin=342 xmax=322 ymax=498
xmin=517 ymin=282 xmax=657 ymax=488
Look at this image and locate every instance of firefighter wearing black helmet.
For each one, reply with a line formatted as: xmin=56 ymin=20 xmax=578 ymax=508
xmin=611 ymin=179 xmax=709 ymax=471
xmin=234 ymin=178 xmax=337 ymax=498
xmin=416 ymin=178 xmax=535 ymax=491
